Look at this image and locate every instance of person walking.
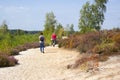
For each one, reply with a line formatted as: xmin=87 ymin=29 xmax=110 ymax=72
xmin=39 ymin=32 xmax=45 ymax=53
xmin=51 ymin=33 xmax=57 ymax=47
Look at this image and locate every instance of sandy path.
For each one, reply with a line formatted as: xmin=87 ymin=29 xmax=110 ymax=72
xmin=0 ymin=46 xmax=120 ymax=80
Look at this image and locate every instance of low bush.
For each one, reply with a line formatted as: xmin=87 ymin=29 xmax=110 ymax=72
xmin=0 ymin=53 xmax=18 ymax=67
xmin=10 ymin=49 xmax=19 ymax=55
xmin=59 ymin=32 xmax=102 ymax=53
xmin=67 ymin=53 xmax=99 ymax=71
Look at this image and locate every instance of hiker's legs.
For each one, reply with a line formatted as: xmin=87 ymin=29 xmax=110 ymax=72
xmin=40 ymin=42 xmax=44 ymax=53
xmin=52 ymin=40 xmax=56 ymax=47
xmin=40 ymin=44 xmax=42 ymax=52
xmin=40 ymin=47 xmax=42 ymax=52
xmin=42 ymin=46 xmax=44 ymax=53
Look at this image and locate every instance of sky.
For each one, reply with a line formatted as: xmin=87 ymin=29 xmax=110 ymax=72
xmin=0 ymin=0 xmax=120 ymax=31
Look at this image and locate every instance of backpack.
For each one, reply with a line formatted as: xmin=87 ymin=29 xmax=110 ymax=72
xmin=40 ymin=36 xmax=44 ymax=41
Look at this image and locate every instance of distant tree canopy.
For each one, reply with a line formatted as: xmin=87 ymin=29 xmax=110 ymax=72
xmin=55 ymin=23 xmax=64 ymax=39
xmin=0 ymin=21 xmax=8 ymax=33
xmin=64 ymin=24 xmax=75 ymax=36
xmin=43 ymin=12 xmax=57 ymax=43
xmin=78 ymin=0 xmax=108 ymax=33
xmin=44 ymin=12 xmax=56 ymax=33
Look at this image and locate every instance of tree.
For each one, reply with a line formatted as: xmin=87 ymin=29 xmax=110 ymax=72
xmin=93 ymin=0 xmax=108 ymax=30
xmin=64 ymin=24 xmax=75 ymax=36
xmin=78 ymin=0 xmax=108 ymax=33
xmin=43 ymin=12 xmax=57 ymax=43
xmin=69 ymin=24 xmax=75 ymax=34
xmin=44 ymin=12 xmax=56 ymax=32
xmin=95 ymin=0 xmax=108 ymax=12
xmin=55 ymin=23 xmax=63 ymax=34
xmin=0 ymin=20 xmax=8 ymax=33
xmin=55 ymin=23 xmax=64 ymax=39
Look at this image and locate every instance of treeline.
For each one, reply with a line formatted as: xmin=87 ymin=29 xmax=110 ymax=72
xmin=9 ymin=29 xmax=40 ymax=35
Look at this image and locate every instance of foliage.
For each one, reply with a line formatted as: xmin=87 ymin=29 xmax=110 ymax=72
xmin=43 ymin=12 xmax=57 ymax=44
xmin=0 ymin=33 xmax=39 ymax=54
xmin=78 ymin=0 xmax=108 ymax=33
xmin=0 ymin=20 xmax=8 ymax=33
xmin=55 ymin=23 xmax=64 ymax=39
xmin=64 ymin=24 xmax=75 ymax=36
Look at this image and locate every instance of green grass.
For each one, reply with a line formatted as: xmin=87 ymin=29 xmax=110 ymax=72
xmin=0 ymin=32 xmax=39 ymax=55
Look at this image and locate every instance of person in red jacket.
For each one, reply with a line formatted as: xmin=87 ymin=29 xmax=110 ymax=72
xmin=51 ymin=33 xmax=57 ymax=47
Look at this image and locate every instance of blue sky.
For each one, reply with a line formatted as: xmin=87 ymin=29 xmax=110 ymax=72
xmin=0 ymin=0 xmax=120 ymax=31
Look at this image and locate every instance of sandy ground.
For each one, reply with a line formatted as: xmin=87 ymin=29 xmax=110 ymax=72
xmin=0 ymin=46 xmax=120 ymax=80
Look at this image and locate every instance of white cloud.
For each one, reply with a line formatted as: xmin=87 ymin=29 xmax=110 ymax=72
xmin=4 ymin=6 xmax=30 ymax=14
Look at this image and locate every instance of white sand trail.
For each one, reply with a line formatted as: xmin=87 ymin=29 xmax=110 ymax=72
xmin=0 ymin=46 xmax=120 ymax=80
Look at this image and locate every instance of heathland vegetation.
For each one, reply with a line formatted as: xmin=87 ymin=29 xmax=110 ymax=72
xmin=59 ymin=29 xmax=120 ymax=61
xmin=0 ymin=22 xmax=40 ymax=67
xmin=1 ymin=0 xmax=120 ymax=69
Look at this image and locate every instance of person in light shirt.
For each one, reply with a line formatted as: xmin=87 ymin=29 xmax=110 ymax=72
xmin=39 ymin=32 xmax=45 ymax=53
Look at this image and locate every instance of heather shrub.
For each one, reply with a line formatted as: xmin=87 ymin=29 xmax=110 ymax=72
xmin=77 ymin=32 xmax=102 ymax=53
xmin=59 ymin=31 xmax=103 ymax=52
xmin=67 ymin=53 xmax=99 ymax=71
xmin=62 ymin=30 xmax=120 ymax=70
xmin=10 ymin=49 xmax=19 ymax=55
xmin=112 ymin=32 xmax=120 ymax=45
xmin=59 ymin=34 xmax=83 ymax=49
xmin=99 ymin=55 xmax=109 ymax=62
xmin=0 ymin=54 xmax=9 ymax=67
xmin=58 ymin=38 xmax=69 ymax=48
xmin=59 ymin=30 xmax=120 ymax=57
xmin=15 ymin=45 xmax=27 ymax=52
xmin=7 ymin=56 xmax=18 ymax=65
xmin=23 ymin=42 xmax=40 ymax=49
xmin=68 ymin=34 xmax=81 ymax=48
xmin=0 ymin=53 xmax=18 ymax=67
xmin=93 ymin=42 xmax=119 ymax=56
xmin=14 ymin=42 xmax=40 ymax=52
xmin=31 ymin=42 xmax=40 ymax=48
